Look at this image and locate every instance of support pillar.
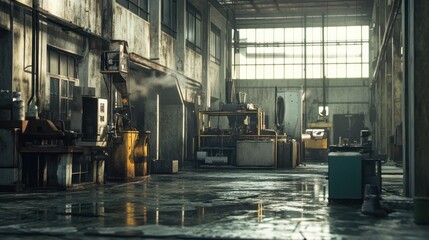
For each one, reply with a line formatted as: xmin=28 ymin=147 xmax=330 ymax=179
xmin=392 ymin=14 xmax=402 ymax=165
xmin=384 ymin=1 xmax=393 ymax=160
xmin=404 ymin=0 xmax=429 ymax=224
xmin=379 ymin=0 xmax=387 ymax=155
xmin=392 ymin=16 xmax=402 ymax=133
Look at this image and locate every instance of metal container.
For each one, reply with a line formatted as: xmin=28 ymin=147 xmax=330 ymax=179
xmin=328 ymin=152 xmax=363 ymax=200
xmin=277 ymin=139 xmax=292 ymax=169
xmin=108 ymin=130 xmax=139 ymax=180
xmin=236 ymin=140 xmax=275 ymax=167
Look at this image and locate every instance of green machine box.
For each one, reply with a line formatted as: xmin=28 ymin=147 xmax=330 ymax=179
xmin=328 ymin=152 xmax=362 ymax=200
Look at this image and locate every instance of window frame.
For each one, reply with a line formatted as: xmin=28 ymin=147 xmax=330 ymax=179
xmin=210 ymin=23 xmax=221 ymax=64
xmin=186 ymin=2 xmax=202 ymax=53
xmin=161 ymin=0 xmax=177 ymax=38
xmin=233 ymin=25 xmax=369 ymax=80
xmin=47 ymin=48 xmax=79 ymax=126
xmin=116 ymin=0 xmax=149 ymax=21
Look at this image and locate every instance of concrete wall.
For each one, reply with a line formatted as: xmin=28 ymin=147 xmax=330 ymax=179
xmin=236 ymin=78 xmax=370 ymax=142
xmin=42 ymin=0 xmax=103 ymax=35
xmin=112 ymin=3 xmax=150 ymax=58
xmin=208 ymin=7 xmax=229 ymax=109
xmin=0 ymin=1 xmax=104 ymax=117
xmin=185 ymin=48 xmax=203 ymax=82
xmin=0 ymin=7 xmax=12 ymax=116
xmin=159 ymin=32 xmax=177 ymax=70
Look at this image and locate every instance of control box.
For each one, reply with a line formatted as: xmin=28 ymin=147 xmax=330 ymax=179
xmin=79 ymin=97 xmax=108 ymax=147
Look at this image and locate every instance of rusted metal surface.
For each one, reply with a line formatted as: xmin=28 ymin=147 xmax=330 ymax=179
xmin=108 ymin=130 xmax=139 ymax=180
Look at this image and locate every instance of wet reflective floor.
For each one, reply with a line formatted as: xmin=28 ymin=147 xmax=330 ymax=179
xmin=0 ymin=163 xmax=428 ymax=239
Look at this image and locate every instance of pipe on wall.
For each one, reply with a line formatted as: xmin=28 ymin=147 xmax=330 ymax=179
xmin=27 ymin=0 xmax=39 ymax=110
xmin=28 ymin=0 xmax=36 ymax=107
xmin=35 ymin=0 xmax=39 ymax=108
xmin=10 ymin=0 xmax=13 ymax=98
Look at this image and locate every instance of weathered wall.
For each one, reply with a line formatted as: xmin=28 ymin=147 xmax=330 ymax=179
xmin=159 ymin=32 xmax=177 ymax=70
xmin=184 ymin=48 xmax=203 ymax=82
xmin=0 ymin=1 xmax=104 ymax=117
xmin=9 ymin=8 xmax=32 ymax=114
xmin=236 ymin=78 xmax=370 ymax=142
xmin=112 ymin=3 xmax=150 ymax=58
xmin=159 ymin=104 xmax=184 ymax=163
xmin=42 ymin=0 xmax=102 ymax=35
xmin=0 ymin=7 xmax=10 ymax=30
xmin=208 ymin=62 xmax=221 ymax=105
xmin=208 ymin=6 xmax=228 ymax=108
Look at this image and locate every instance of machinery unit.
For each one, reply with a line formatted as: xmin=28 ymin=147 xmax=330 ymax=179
xmin=108 ymin=130 xmax=138 ymax=179
xmin=305 ymin=128 xmax=328 ymax=160
xmin=101 ymin=40 xmax=151 ymax=180
xmin=197 ymin=104 xmax=265 ymax=166
xmin=197 ymin=99 xmax=285 ymax=167
xmin=276 ymin=90 xmax=304 ymax=139
xmin=328 ymin=130 xmax=381 ymax=201
xmin=79 ymin=97 xmax=108 ymax=147
xmin=328 ymin=152 xmax=363 ymax=200
xmin=236 ymin=140 xmax=275 ymax=167
xmin=100 ymin=43 xmax=128 ymax=74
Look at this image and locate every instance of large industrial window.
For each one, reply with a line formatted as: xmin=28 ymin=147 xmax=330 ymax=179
xmin=186 ymin=2 xmax=202 ymax=53
xmin=47 ymin=49 xmax=78 ymax=128
xmin=233 ymin=25 xmax=369 ymax=80
xmin=116 ymin=0 xmax=149 ymax=20
xmin=210 ymin=23 xmax=221 ymax=64
xmin=161 ymin=0 xmax=177 ymax=38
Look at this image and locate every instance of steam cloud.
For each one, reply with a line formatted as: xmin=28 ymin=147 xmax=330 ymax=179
xmin=127 ymin=68 xmax=185 ymax=102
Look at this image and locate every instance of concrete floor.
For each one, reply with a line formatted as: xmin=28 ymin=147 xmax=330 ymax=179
xmin=0 ymin=163 xmax=427 ymax=240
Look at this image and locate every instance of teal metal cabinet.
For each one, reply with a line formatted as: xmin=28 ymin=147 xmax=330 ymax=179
xmin=328 ymin=152 xmax=362 ymax=200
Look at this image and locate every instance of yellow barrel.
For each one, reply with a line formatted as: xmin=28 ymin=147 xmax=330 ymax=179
xmin=108 ymin=130 xmax=139 ymax=180
xmin=134 ymin=133 xmax=149 ymax=177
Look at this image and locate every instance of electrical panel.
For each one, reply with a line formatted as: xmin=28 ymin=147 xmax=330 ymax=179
xmin=79 ymin=97 xmax=108 ymax=147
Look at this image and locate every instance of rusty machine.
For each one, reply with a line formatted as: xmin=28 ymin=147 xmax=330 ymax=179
xmin=99 ymin=40 xmax=150 ymax=180
xmin=197 ymin=92 xmax=284 ymax=167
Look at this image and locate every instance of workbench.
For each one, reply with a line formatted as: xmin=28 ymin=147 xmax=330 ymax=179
xmin=20 ymin=146 xmax=104 ymax=189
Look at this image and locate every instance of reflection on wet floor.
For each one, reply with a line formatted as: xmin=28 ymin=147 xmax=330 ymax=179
xmin=0 ymin=165 xmax=427 ymax=239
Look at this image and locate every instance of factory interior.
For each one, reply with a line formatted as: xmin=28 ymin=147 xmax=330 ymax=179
xmin=0 ymin=0 xmax=429 ymax=239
